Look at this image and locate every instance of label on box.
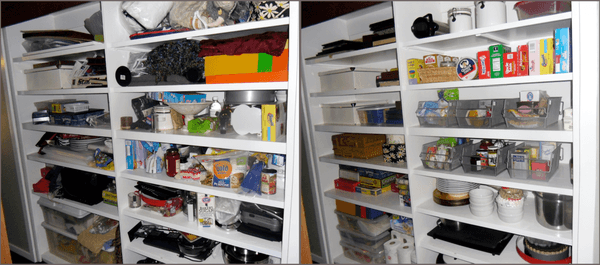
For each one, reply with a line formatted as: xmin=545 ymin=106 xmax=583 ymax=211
xmin=503 ymin=52 xmax=517 ymax=77
xmin=262 ymin=103 xmax=286 ymax=142
xmin=520 ymin=90 xmax=540 ymax=102
xmin=198 ymin=194 xmax=215 ymax=228
xmin=423 ymin=54 xmax=443 ymax=68
xmin=540 ymin=38 xmax=554 ymax=75
xmin=490 ymin=45 xmax=511 ymax=78
xmin=391 ymin=215 xmax=414 ymax=236
xmin=477 ymin=51 xmax=491 ymax=79
xmin=359 ymin=174 xmax=395 ymax=189
xmin=554 ymin=28 xmax=571 ymax=74
xmin=528 ymin=41 xmax=540 ymax=75
xmin=406 ymin=59 xmax=424 ymax=84
xmin=516 ymin=45 xmax=529 ymax=76
xmin=512 ymin=153 xmax=529 ymax=170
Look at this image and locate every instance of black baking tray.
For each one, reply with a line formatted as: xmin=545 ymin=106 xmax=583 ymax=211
xmin=427 ymin=223 xmax=513 ymax=255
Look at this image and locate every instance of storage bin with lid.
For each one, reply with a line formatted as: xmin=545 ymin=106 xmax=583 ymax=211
xmin=38 ymin=197 xmax=94 ymax=234
xmin=502 ymin=97 xmax=561 ymax=129
xmin=318 ymin=67 xmax=386 ymax=92
xmin=340 ymin=240 xmax=386 ymax=264
xmin=42 ymin=222 xmax=117 ymax=263
xmin=332 ymin=133 xmax=386 ymax=159
xmin=25 ymin=68 xmax=72 ymax=90
xmin=63 ymin=101 xmax=90 ymax=113
xmin=448 ymin=7 xmax=473 ymax=33
xmin=456 ymin=99 xmax=505 ymax=128
xmin=508 ymin=142 xmax=562 ymax=182
xmin=420 ymin=140 xmax=471 ymax=171
xmin=321 ymin=101 xmax=386 ymax=125
xmin=514 ymin=1 xmax=571 ymax=20
xmin=462 ymin=141 xmax=516 ymax=176
xmin=334 ymin=210 xmax=391 ymax=237
xmin=337 ymin=225 xmax=391 ymax=248
xmin=416 ymin=100 xmax=458 ymax=127
xmin=474 ymin=1 xmax=506 ymax=28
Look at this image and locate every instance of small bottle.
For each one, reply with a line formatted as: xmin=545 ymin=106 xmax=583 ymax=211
xmin=165 ymin=148 xmax=180 ymax=177
xmin=209 ymin=96 xmax=222 ymax=118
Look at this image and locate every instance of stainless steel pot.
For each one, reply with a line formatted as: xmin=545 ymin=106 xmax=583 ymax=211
xmin=225 ymin=91 xmax=276 ymax=105
xmin=221 ymin=244 xmax=269 ymax=264
xmin=533 ymin=192 xmax=573 ymax=230
xmin=437 ymin=218 xmax=464 ymax=231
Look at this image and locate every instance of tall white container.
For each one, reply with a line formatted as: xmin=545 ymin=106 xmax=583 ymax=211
xmin=318 ymin=67 xmax=386 ymax=92
xmin=448 ymin=7 xmax=473 ymax=33
xmin=474 ymin=1 xmax=507 ymax=28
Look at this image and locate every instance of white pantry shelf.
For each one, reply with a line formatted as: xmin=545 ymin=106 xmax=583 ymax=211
xmin=305 ymin=43 xmax=397 ymax=66
xmin=17 ymin=41 xmax=105 ymax=62
xmin=409 ymin=124 xmax=573 ymax=143
xmin=127 ymin=238 xmax=224 ymax=264
xmin=33 ymin=192 xmax=119 ymax=220
xmin=324 ymin=189 xmax=412 ymax=218
xmin=22 ymin=122 xmax=111 ymax=137
xmin=407 ymin=74 xmax=573 ymax=90
xmin=115 ymin=82 xmax=288 ymax=93
xmin=27 ymin=151 xmax=116 ymax=177
xmin=17 ymin=87 xmax=109 ymax=95
xmin=315 ymin=123 xmax=404 ymax=134
xmin=310 ymin=85 xmax=401 ymax=97
xmin=319 ymin=154 xmax=409 ymax=174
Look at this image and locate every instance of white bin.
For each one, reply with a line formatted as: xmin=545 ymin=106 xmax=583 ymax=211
xmin=321 ymin=101 xmax=386 ymax=125
xmin=318 ymin=67 xmax=386 ymax=92
xmin=25 ymin=68 xmax=72 ymax=90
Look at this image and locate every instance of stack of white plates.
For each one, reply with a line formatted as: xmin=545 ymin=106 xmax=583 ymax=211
xmin=69 ymin=136 xmax=104 ymax=152
xmin=436 ymin=179 xmax=479 ymax=194
xmin=57 ymin=137 xmax=70 ymax=146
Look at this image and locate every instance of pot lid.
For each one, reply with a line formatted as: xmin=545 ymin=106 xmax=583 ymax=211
xmin=222 ymin=243 xmax=269 ymax=262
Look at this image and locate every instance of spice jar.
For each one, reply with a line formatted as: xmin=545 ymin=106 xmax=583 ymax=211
xmin=165 ymin=148 xmax=180 ymax=177
xmin=488 ymin=147 xmax=498 ymax=167
xmin=153 ymin=105 xmax=173 ymax=132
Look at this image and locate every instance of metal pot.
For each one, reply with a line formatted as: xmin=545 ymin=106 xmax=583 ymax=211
xmin=437 ymin=218 xmax=464 ymax=231
xmin=533 ymin=192 xmax=573 ymax=230
xmin=221 ymin=244 xmax=269 ymax=264
xmin=225 ymin=91 xmax=276 ymax=105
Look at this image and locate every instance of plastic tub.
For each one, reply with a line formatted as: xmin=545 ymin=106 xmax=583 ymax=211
xmin=321 ymin=101 xmax=386 ymax=125
xmin=337 ymin=225 xmax=390 ymax=249
xmin=38 ymin=197 xmax=94 ymax=234
xmin=334 ymin=210 xmax=391 ymax=237
xmin=63 ymin=101 xmax=90 ymax=113
xmin=416 ymin=101 xmax=458 ymax=127
xmin=385 ymin=108 xmax=403 ymax=125
xmin=456 ymin=99 xmax=505 ymax=128
xmin=503 ymin=97 xmax=561 ymax=129
xmin=514 ymin=1 xmax=571 ymax=20
xmin=461 ymin=141 xmax=516 ymax=176
xmin=420 ymin=140 xmax=471 ymax=171
xmin=43 ymin=223 xmax=117 ymax=263
xmin=340 ymin=240 xmax=386 ymax=264
xmin=508 ymin=142 xmax=562 ymax=182
xmin=357 ymin=104 xmax=396 ymax=125
xmin=318 ymin=68 xmax=386 ymax=92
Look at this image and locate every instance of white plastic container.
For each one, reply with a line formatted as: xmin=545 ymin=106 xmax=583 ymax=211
xmin=25 ymin=68 xmax=72 ymax=90
xmin=318 ymin=68 xmax=386 ymax=92
xmin=321 ymin=101 xmax=386 ymax=125
xmin=63 ymin=101 xmax=90 ymax=113
xmin=474 ymin=1 xmax=506 ymax=28
xmin=448 ymin=7 xmax=473 ymax=33
xmin=37 ymin=197 xmax=94 ymax=233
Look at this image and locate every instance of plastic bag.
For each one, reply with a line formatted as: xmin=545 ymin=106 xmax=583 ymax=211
xmin=89 ymin=216 xmax=118 ymax=235
xmin=127 ymin=52 xmax=148 ymax=77
xmin=192 ymin=150 xmax=249 ymax=188
xmin=239 ymin=161 xmax=265 ymax=196
xmin=215 ymin=197 xmax=241 ymax=225
xmin=120 ymin=2 xmax=174 ymax=34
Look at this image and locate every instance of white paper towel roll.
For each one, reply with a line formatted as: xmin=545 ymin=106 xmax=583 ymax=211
xmin=384 ymin=239 xmax=401 ymax=264
xmin=391 ymin=230 xmax=415 ymax=246
xmin=397 ymin=243 xmax=414 ymax=264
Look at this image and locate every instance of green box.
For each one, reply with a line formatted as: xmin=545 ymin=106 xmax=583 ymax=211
xmin=489 ymin=45 xmax=511 ymax=78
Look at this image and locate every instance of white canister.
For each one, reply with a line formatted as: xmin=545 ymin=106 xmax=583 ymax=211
xmin=474 ymin=1 xmax=506 ymax=28
xmin=448 ymin=7 xmax=473 ymax=33
xmin=153 ymin=105 xmax=173 ymax=131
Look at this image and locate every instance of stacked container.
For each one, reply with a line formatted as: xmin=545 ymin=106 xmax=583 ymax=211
xmin=335 ymin=210 xmax=391 ymax=263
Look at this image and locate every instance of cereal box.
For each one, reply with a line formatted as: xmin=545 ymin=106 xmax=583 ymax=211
xmin=517 ymin=45 xmax=529 ymax=76
xmin=503 ymin=52 xmax=517 ymax=77
xmin=554 ymin=28 xmax=571 ymax=74
xmin=406 ymin=58 xmax=424 ymax=84
xmin=528 ymin=40 xmax=540 ymax=75
xmin=390 ymin=215 xmax=414 ymax=236
xmin=423 ymin=54 xmax=443 ymax=68
xmin=198 ymin=194 xmax=215 ymax=228
xmin=490 ymin=44 xmax=511 ymax=78
xmin=540 ymin=38 xmax=554 ymax=75
xmin=477 ymin=51 xmax=491 ymax=79
xmin=261 ymin=102 xmax=286 ymax=142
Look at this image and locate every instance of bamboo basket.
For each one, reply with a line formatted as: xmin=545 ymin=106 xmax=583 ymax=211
xmin=417 ymin=67 xmax=460 ymax=83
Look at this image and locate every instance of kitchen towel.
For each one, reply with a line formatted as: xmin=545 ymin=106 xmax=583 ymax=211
xmin=384 ymin=239 xmax=402 ymax=264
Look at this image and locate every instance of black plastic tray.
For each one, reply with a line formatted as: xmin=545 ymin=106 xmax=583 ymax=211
xmin=427 ymin=222 xmax=513 ymax=255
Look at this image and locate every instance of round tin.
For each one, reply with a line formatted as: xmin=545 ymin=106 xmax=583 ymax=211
xmin=261 ymin=169 xmax=277 ymax=195
xmin=456 ymin=57 xmax=479 ymax=80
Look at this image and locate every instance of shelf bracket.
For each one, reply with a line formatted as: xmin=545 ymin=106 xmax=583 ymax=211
xmin=476 ymin=33 xmax=510 ymax=46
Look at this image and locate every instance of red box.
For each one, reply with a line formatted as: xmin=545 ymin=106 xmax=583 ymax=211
xmin=517 ymin=45 xmax=529 ymax=76
xmin=41 ymin=167 xmax=52 ymax=178
xmin=503 ymin=52 xmax=517 ymax=77
xmin=334 ymin=178 xmax=359 ymax=192
xmin=477 ymin=51 xmax=491 ymax=79
xmin=391 ymin=182 xmax=399 ymax=193
xmin=531 ymin=161 xmax=550 ymax=180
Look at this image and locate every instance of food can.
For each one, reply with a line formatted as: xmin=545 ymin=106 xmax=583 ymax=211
xmin=456 ymin=58 xmax=478 ymax=80
xmin=261 ymin=169 xmax=277 ymax=195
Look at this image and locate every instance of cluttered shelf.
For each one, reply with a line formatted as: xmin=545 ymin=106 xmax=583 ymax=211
xmin=32 ymin=192 xmax=119 ymax=220
xmin=122 ymin=207 xmax=282 ymax=257
xmin=315 ymin=123 xmax=404 ymax=134
xmin=15 ymin=41 xmax=105 ymax=62
xmin=17 ymin=87 xmax=109 ymax=95
xmin=114 ymin=82 xmax=288 ymax=93
xmin=420 ymin=235 xmax=526 ymax=264
xmin=320 ymin=154 xmax=409 ymax=174
xmin=406 ymin=73 xmax=572 ymax=91
xmin=403 ymin=12 xmax=571 ymax=51
xmin=409 ymin=124 xmax=573 ymax=143
xmin=324 ymin=189 xmax=412 ymax=218
xmin=26 ymin=150 xmax=116 ymax=177
xmin=22 ymin=122 xmax=111 ymax=137
xmin=304 ymin=43 xmax=397 ymax=66
xmin=120 ymin=169 xmax=285 ymax=209
xmin=127 ymin=238 xmax=224 ymax=264
xmin=417 ymin=197 xmax=572 ymax=245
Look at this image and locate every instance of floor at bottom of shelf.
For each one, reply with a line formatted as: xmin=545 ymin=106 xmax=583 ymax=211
xmin=333 ymin=254 xmax=359 ymax=264
xmin=421 ymin=235 xmax=526 ymax=264
xmin=41 ymin=251 xmax=70 ymax=264
xmin=127 ymin=238 xmax=224 ymax=264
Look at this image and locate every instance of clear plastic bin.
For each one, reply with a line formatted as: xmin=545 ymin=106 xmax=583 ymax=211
xmin=461 ymin=142 xmax=516 ymax=176
xmin=456 ymin=99 xmax=505 ymax=128
xmin=514 ymin=1 xmax=571 ymax=20
xmin=416 ymin=101 xmax=458 ymax=127
xmin=43 ymin=224 xmax=118 ymax=263
xmin=503 ymin=97 xmax=562 ymax=129
xmin=340 ymin=240 xmax=386 ymax=264
xmin=508 ymin=142 xmax=562 ymax=182
xmin=357 ymin=104 xmax=397 ymax=125
xmin=334 ymin=210 xmax=391 ymax=237
xmin=420 ymin=141 xmax=471 ymax=171
xmin=337 ymin=225 xmax=391 ymax=248
xmin=38 ymin=197 xmax=94 ymax=234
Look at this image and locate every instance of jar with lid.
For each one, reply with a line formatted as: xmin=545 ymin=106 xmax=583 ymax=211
xmin=153 ymin=105 xmax=174 ymax=132
xmin=165 ymin=148 xmax=180 ymax=177
xmin=487 ymin=146 xmax=498 ymax=167
xmin=448 ymin=7 xmax=473 ymax=33
xmin=209 ymin=96 xmax=222 ymax=118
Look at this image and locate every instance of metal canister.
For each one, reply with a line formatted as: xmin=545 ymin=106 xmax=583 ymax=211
xmin=261 ymin=169 xmax=277 ymax=195
xmin=488 ymin=147 xmax=498 ymax=167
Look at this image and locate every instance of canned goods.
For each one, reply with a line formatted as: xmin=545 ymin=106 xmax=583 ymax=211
xmin=488 ymin=147 xmax=498 ymax=167
xmin=261 ymin=169 xmax=277 ymax=195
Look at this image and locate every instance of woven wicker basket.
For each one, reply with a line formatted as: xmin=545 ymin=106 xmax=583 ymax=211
xmin=417 ymin=67 xmax=460 ymax=83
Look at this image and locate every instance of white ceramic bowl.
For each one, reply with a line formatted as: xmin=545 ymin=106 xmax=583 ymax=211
xmin=470 ymin=197 xmax=494 ymax=205
xmin=470 ymin=205 xmax=494 ymax=217
xmin=498 ymin=206 xmax=524 ymax=216
xmin=498 ymin=211 xmax=523 ymax=223
xmin=469 ymin=199 xmax=494 ymax=207
xmin=469 ymin=188 xmax=494 ymax=199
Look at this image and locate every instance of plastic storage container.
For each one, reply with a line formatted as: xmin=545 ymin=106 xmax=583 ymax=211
xmin=514 ymin=1 xmax=571 ymax=20
xmin=43 ymin=223 xmax=117 ymax=263
xmin=340 ymin=240 xmax=386 ymax=264
xmin=456 ymin=99 xmax=505 ymax=128
xmin=384 ymin=108 xmax=403 ymax=125
xmin=337 ymin=225 xmax=391 ymax=248
xmin=503 ymin=97 xmax=561 ymax=129
xmin=461 ymin=141 xmax=517 ymax=176
xmin=51 ymin=109 xmax=104 ymax=126
xmin=318 ymin=68 xmax=386 ymax=92
xmin=416 ymin=101 xmax=458 ymax=127
xmin=321 ymin=101 xmax=385 ymax=125
xmin=332 ymin=133 xmax=386 ymax=159
xmin=335 ymin=210 xmax=391 ymax=237
xmin=25 ymin=68 xmax=72 ymax=90
xmin=357 ymin=104 xmax=397 ymax=125
xmin=63 ymin=101 xmax=90 ymax=113
xmin=420 ymin=140 xmax=471 ymax=171
xmin=508 ymin=142 xmax=562 ymax=181
xmin=38 ymin=197 xmax=94 ymax=234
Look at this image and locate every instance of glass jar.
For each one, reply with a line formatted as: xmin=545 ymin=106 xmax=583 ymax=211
xmin=165 ymin=148 xmax=180 ymax=177
xmin=153 ymin=105 xmax=173 ymax=132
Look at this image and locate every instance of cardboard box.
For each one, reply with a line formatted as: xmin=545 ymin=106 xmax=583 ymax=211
xmin=356 ymin=184 xmax=391 ymax=196
xmin=528 ymin=40 xmax=540 ymax=75
xmin=554 ymin=28 xmax=571 ymax=74
xmin=390 ymin=215 xmax=414 ymax=236
xmin=262 ymin=102 xmax=286 ymax=142
xmin=335 ymin=200 xmax=384 ymax=219
xmin=477 ymin=51 xmax=491 ymax=79
xmin=423 ymin=54 xmax=444 ymax=68
xmin=359 ymin=173 xmax=395 ymax=189
xmin=339 ymin=165 xmax=360 ymax=181
xmin=382 ymin=143 xmax=406 ymax=163
xmin=334 ymin=178 xmax=360 ymax=192
xmin=540 ymin=38 xmax=554 ymax=75
xmin=206 ymin=70 xmax=288 ymax=84
xmin=490 ymin=45 xmax=511 ymax=78
xmin=517 ymin=45 xmax=529 ymax=76
xmin=406 ymin=59 xmax=424 ymax=84
xmin=503 ymin=52 xmax=517 ymax=77
xmin=198 ymin=194 xmax=215 ymax=228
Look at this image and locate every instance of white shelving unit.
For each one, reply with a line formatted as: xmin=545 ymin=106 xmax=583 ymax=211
xmin=3 ymin=1 xmax=300 ymax=263
xmin=301 ymin=1 xmax=598 ymax=264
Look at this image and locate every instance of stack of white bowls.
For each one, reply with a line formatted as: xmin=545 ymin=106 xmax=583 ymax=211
xmin=469 ymin=188 xmax=495 ymax=217
xmin=496 ymin=189 xmax=525 ymax=223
